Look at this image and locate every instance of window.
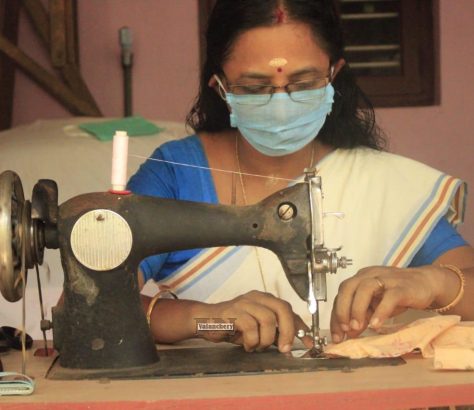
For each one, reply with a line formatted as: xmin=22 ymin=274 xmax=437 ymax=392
xmin=198 ymin=0 xmax=437 ymax=107
xmin=338 ymin=0 xmax=436 ymax=107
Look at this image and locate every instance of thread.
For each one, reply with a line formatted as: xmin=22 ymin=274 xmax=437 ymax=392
xmin=111 ymin=131 xmax=129 ymax=191
xmin=129 ymin=154 xmax=313 ymax=184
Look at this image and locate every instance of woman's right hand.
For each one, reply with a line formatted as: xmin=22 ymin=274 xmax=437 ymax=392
xmin=198 ymin=290 xmax=312 ymax=353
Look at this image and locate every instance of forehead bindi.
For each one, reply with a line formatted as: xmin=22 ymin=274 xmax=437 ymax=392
xmin=269 ymin=57 xmax=288 ymax=72
xmin=223 ymin=23 xmax=330 ymax=78
xmin=269 ymin=57 xmax=287 ymax=66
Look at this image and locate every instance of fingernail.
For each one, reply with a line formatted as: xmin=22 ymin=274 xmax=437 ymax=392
xmin=350 ymin=319 xmax=360 ymax=331
xmin=340 ymin=323 xmax=350 ymax=332
xmin=280 ymin=344 xmax=291 ymax=353
xmin=369 ymin=317 xmax=380 ymax=328
xmin=332 ymin=333 xmax=341 ymax=343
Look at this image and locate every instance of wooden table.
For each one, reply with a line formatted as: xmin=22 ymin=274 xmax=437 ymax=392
xmin=1 ymin=341 xmax=473 ymax=410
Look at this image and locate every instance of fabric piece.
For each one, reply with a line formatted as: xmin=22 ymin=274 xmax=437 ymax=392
xmin=431 ymin=323 xmax=474 ymax=369
xmin=324 ymin=315 xmax=461 ymax=359
xmin=79 ymin=116 xmax=164 ymax=141
xmin=430 ymin=322 xmax=474 ymax=354
xmin=0 ymin=372 xmax=35 ymax=396
xmin=434 ymin=347 xmax=474 ymax=370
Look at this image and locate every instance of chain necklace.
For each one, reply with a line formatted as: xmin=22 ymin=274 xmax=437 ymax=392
xmin=234 ymin=136 xmax=316 ymax=293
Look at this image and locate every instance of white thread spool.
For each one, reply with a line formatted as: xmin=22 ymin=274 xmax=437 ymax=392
xmin=111 ymin=130 xmax=129 ymax=191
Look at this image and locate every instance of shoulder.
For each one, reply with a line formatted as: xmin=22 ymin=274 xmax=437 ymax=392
xmin=331 ymin=147 xmax=448 ymax=179
xmin=333 ymin=148 xmax=465 ymax=204
xmin=127 ymin=134 xmax=203 ymax=197
xmin=128 ymin=133 xmax=219 ymax=203
xmin=320 ymin=147 xmax=464 ymax=219
xmin=336 ymin=147 xmax=466 ymax=226
xmin=140 ymin=134 xmax=207 ymax=177
xmin=151 ymin=134 xmax=202 ymax=160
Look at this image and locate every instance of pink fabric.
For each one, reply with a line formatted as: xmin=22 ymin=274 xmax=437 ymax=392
xmin=324 ymin=315 xmax=464 ymax=359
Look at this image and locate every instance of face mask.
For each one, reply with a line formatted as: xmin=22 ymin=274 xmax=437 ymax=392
xmin=223 ymin=84 xmax=335 ymax=157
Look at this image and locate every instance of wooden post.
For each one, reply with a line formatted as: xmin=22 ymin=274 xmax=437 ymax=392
xmin=0 ymin=0 xmax=21 ymax=130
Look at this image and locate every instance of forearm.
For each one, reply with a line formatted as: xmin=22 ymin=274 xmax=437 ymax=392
xmin=141 ymin=295 xmax=212 ymax=344
xmin=431 ymin=245 xmax=474 ymax=320
xmin=430 ymin=265 xmax=474 ymax=320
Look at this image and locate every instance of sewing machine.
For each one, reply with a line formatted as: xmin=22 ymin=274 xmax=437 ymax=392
xmin=0 ymin=161 xmax=350 ymax=379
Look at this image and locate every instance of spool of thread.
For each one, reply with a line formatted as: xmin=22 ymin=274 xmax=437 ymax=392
xmin=111 ymin=130 xmax=129 ymax=192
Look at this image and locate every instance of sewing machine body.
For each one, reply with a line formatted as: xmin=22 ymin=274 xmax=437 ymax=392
xmin=2 ymin=170 xmax=340 ymax=377
xmin=53 ymin=185 xmax=312 ymax=373
xmin=0 ymin=167 xmax=352 ymax=378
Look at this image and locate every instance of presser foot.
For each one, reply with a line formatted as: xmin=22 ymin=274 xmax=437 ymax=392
xmin=291 ymin=345 xmax=329 ymax=360
xmin=304 ymin=335 xmax=328 ymax=358
xmin=296 ymin=329 xmax=328 ymax=359
xmin=302 ymin=339 xmax=328 ymax=359
xmin=300 ymin=348 xmax=328 ymax=359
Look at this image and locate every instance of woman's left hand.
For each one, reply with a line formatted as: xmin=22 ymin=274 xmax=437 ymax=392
xmin=330 ymin=266 xmax=443 ymax=342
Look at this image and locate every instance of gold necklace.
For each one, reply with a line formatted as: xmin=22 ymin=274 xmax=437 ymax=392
xmin=234 ymin=136 xmax=316 ymax=292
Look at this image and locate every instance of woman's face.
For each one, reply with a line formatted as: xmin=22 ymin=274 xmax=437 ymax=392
xmin=221 ymin=22 xmax=341 ymax=91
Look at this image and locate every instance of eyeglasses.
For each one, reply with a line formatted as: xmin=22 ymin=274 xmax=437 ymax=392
xmin=214 ymin=69 xmax=333 ymax=106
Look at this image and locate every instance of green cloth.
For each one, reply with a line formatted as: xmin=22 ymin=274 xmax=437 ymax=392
xmin=79 ymin=116 xmax=164 ymax=141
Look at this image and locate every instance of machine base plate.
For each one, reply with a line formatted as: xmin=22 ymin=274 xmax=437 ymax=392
xmin=46 ymin=345 xmax=404 ymax=380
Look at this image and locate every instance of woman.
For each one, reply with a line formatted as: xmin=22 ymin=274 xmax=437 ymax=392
xmin=128 ymin=0 xmax=474 ymax=352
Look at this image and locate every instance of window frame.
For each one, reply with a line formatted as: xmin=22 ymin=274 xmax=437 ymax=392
xmin=346 ymin=0 xmax=437 ymax=107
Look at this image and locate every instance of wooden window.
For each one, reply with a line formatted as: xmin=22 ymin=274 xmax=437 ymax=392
xmin=339 ymin=0 xmax=436 ymax=107
xmin=198 ymin=0 xmax=437 ymax=107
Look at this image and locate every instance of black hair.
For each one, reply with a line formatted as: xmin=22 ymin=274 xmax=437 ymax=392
xmin=186 ymin=0 xmax=386 ymax=150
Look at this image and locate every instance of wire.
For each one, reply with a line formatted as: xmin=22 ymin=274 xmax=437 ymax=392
xmin=129 ymin=154 xmax=312 ymax=184
xmin=35 ymin=263 xmax=49 ymax=356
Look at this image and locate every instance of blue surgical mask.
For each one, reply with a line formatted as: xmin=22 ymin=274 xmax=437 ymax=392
xmin=224 ymin=85 xmax=335 ymax=157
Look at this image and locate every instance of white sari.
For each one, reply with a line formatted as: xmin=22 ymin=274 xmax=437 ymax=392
xmin=151 ymin=148 xmax=466 ymax=329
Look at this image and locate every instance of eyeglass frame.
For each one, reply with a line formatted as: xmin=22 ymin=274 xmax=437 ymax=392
xmin=214 ymin=66 xmax=334 ymax=104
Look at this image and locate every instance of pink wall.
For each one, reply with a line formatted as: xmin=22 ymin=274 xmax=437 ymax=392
xmin=10 ymin=0 xmax=474 ymax=242
xmin=12 ymin=0 xmax=200 ymax=123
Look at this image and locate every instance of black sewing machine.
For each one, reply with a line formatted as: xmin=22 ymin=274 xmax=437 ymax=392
xmin=0 ymin=168 xmax=350 ymax=379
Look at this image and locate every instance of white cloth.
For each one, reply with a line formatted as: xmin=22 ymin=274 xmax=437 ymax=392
xmin=156 ymin=148 xmax=466 ymax=329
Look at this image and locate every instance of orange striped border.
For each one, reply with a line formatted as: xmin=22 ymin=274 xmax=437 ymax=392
xmin=390 ymin=176 xmax=457 ymax=267
xmin=164 ymin=247 xmax=228 ymax=289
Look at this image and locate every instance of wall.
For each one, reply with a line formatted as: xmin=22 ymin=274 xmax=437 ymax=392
xmin=12 ymin=0 xmax=200 ymax=124
xmin=10 ymin=0 xmax=474 ymax=243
